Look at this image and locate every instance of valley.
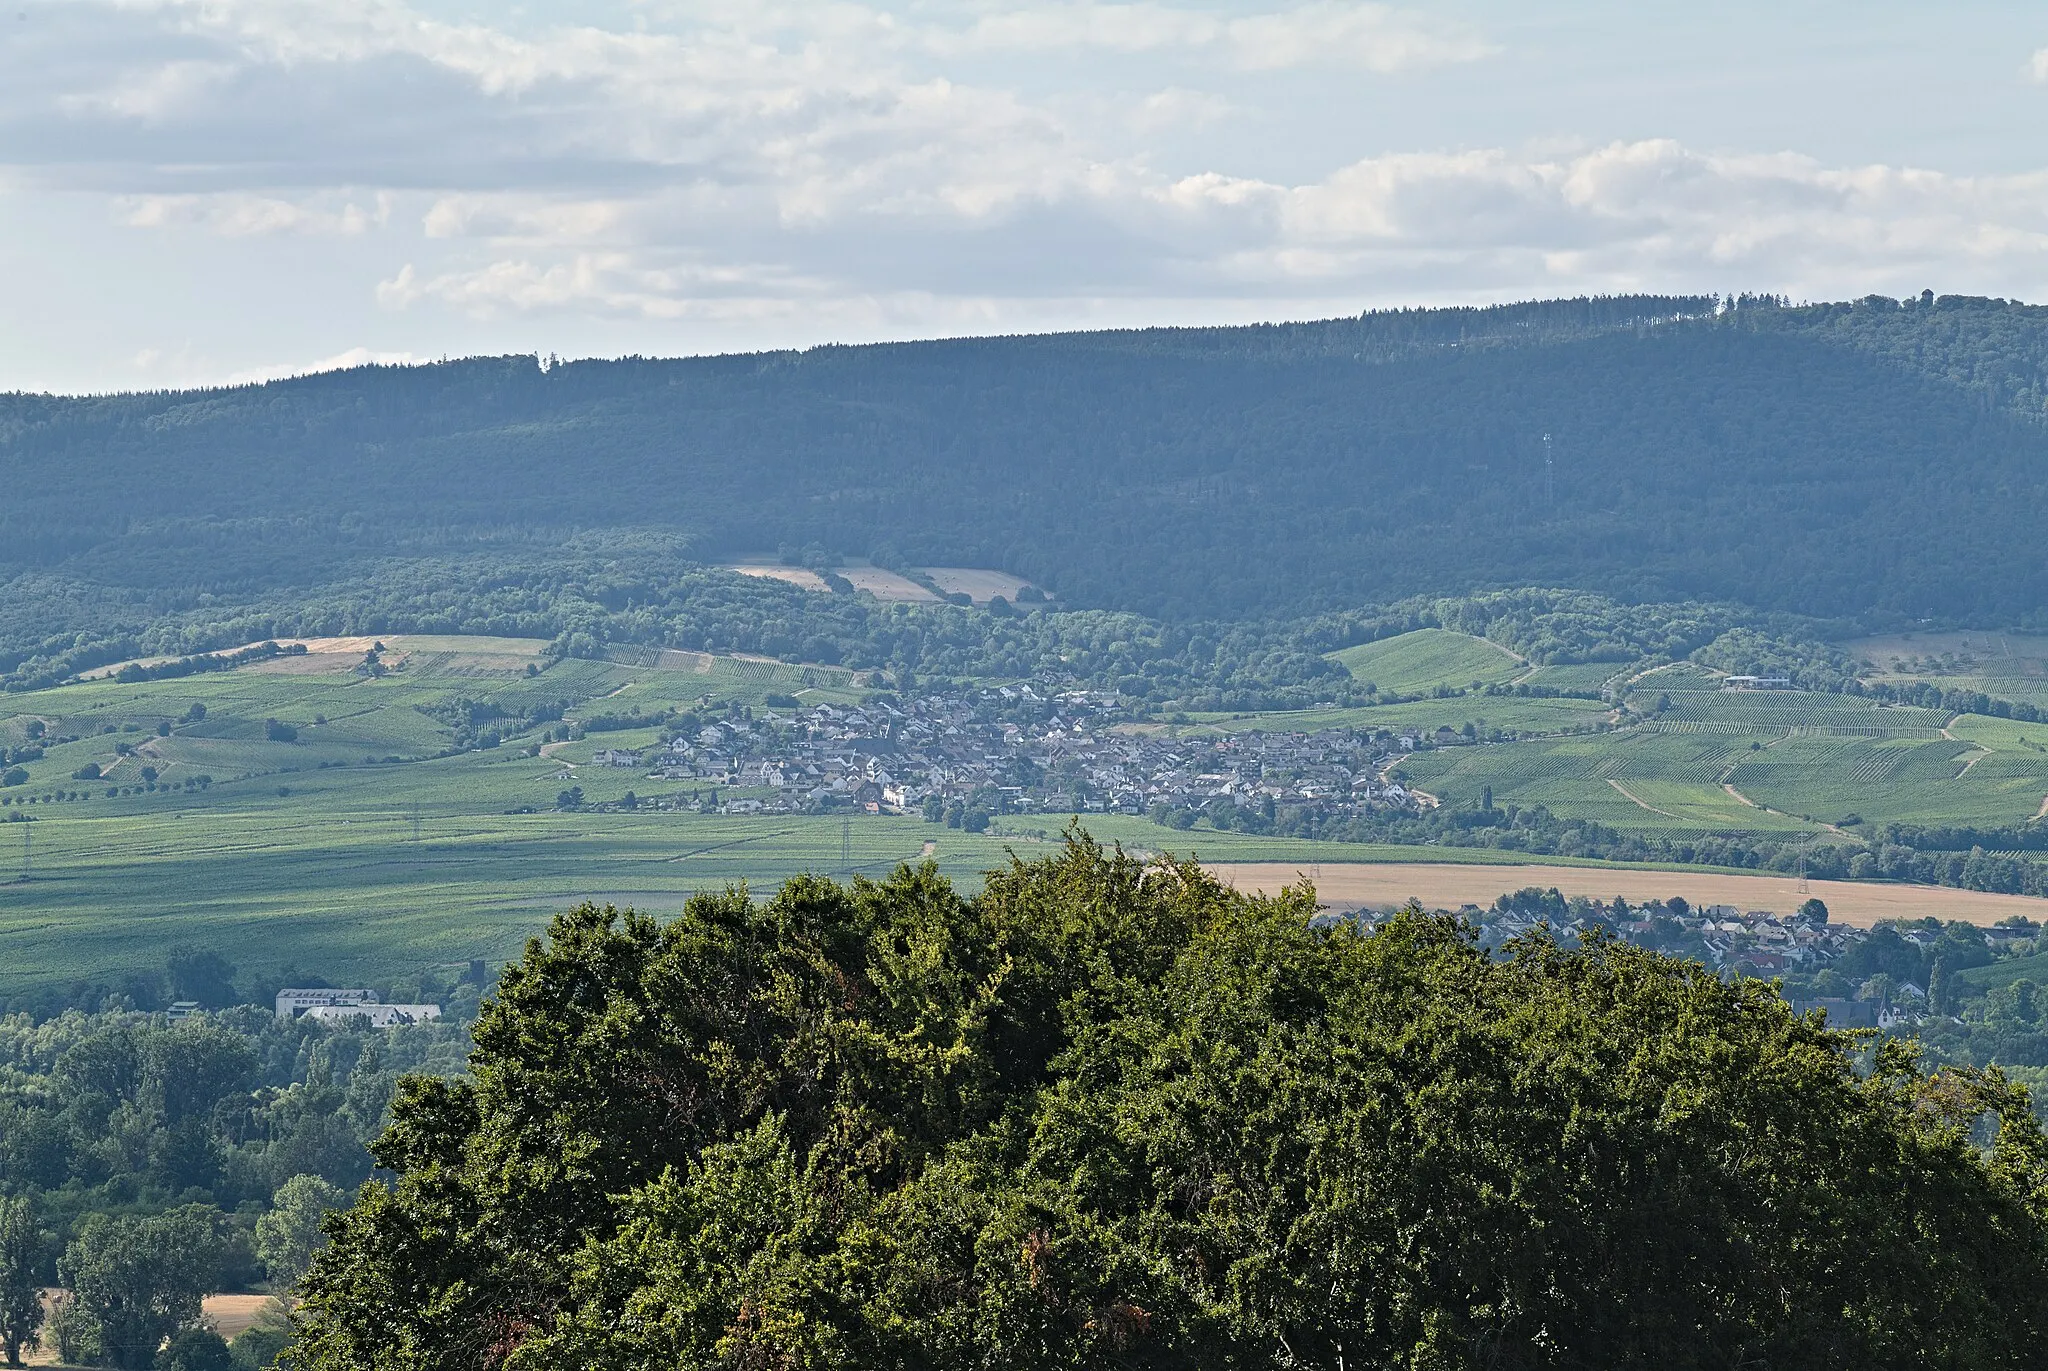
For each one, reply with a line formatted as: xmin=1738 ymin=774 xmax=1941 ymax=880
xmin=5 ymin=618 xmax=2047 ymax=996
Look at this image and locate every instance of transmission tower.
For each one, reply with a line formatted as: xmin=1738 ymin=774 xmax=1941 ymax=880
xmin=841 ymin=816 xmax=852 ymax=876
xmin=1542 ymin=432 xmax=1555 ymax=507
xmin=17 ymin=822 xmax=27 ymax=883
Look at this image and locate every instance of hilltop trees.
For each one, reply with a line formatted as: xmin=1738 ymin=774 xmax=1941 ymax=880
xmin=292 ymin=838 xmax=2048 ymax=1369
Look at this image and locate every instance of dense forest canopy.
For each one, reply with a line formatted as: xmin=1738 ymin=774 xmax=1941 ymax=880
xmin=6 ymin=292 xmax=2048 ymax=625
xmin=292 ymin=839 xmax=2048 ymax=1370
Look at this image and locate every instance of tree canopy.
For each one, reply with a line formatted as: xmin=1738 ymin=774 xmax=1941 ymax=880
xmin=293 ymin=838 xmax=2048 ymax=1369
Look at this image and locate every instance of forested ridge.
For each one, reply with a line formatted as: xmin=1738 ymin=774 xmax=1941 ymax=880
xmin=7 ymin=292 xmax=2048 ymax=630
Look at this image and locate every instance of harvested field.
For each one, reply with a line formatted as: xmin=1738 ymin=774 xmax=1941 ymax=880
xmin=722 ymin=564 xmax=831 ymax=592
xmin=918 ymin=567 xmax=1040 ymax=603
xmin=1205 ymin=861 xmax=2048 ymax=928
xmin=203 ymin=1293 xmax=277 ymax=1339
xmin=1847 ymin=630 xmax=2048 ymax=676
xmin=841 ymin=566 xmax=939 ymax=601
xmin=24 ymin=1292 xmax=278 ymax=1364
xmin=83 ymin=634 xmax=550 ymax=680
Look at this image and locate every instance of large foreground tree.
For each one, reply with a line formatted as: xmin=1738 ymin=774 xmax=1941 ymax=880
xmin=290 ymin=838 xmax=2048 ymax=1370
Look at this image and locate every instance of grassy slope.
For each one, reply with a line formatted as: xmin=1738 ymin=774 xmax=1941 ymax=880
xmin=1400 ymin=686 xmax=2048 ymax=837
xmin=1326 ymin=630 xmax=1526 ymax=693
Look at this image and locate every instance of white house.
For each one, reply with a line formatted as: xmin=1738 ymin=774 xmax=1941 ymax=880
xmin=276 ymin=988 xmax=380 ymax=1019
xmin=302 ymin=1003 xmax=443 ymax=1028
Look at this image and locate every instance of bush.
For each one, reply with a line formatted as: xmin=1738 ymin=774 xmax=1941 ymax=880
xmin=159 ymin=1326 xmax=234 ymax=1371
xmin=45 ymin=1292 xmax=99 ymax=1365
xmin=227 ymin=1302 xmax=293 ymax=1369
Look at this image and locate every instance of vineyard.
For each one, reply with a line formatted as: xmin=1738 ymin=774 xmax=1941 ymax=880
xmin=1646 ymin=689 xmax=1949 ymax=732
xmin=1851 ymin=630 xmax=2048 ymax=711
xmin=1186 ymin=694 xmax=1610 ymax=739
xmin=1401 ymin=686 xmax=2048 ymax=835
xmin=1401 ymin=729 xmax=1812 ymax=835
xmin=1515 ymin=661 xmax=1638 ymax=693
xmin=1327 ymin=630 xmax=1526 ymax=694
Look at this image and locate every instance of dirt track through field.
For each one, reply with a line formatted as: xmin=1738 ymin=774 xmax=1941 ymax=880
xmin=1205 ymin=862 xmax=2048 ymax=928
xmin=1606 ymin=778 xmax=1683 ymax=820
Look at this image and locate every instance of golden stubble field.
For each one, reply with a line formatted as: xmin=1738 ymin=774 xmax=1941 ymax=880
xmin=1207 ymin=861 xmax=2048 ymax=927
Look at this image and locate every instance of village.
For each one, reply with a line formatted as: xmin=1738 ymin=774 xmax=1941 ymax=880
xmin=1455 ymin=888 xmax=2041 ymax=1027
xmin=570 ymin=685 xmax=1423 ymax=824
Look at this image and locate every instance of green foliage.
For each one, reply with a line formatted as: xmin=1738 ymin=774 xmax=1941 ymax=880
xmin=45 ymin=1291 xmax=99 ymax=1365
xmin=254 ymin=1176 xmax=346 ymax=1289
xmin=292 ymin=839 xmax=2048 ymax=1369
xmin=228 ymin=1302 xmax=293 ymax=1370
xmin=0 ymin=1198 xmax=43 ymax=1367
xmin=0 ymin=1000 xmax=469 ymax=1309
xmin=60 ymin=1205 xmax=231 ymax=1370
xmin=160 ymin=1325 xmax=236 ymax=1371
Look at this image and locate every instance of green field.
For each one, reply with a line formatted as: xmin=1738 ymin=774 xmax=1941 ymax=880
xmin=0 ymin=803 xmax=1025 ymax=992
xmin=0 ymin=638 xmax=900 ymax=991
xmin=1326 ymin=629 xmax=1526 ymax=693
xmin=1399 ymin=728 xmax=1820 ymax=835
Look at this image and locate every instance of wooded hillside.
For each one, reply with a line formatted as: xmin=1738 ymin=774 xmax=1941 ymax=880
xmin=6 ymin=293 xmax=2048 ymax=625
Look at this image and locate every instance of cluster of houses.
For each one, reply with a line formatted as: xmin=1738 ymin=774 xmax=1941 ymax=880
xmin=1429 ymin=891 xmax=2035 ymax=1028
xmin=273 ymin=988 xmax=442 ymax=1027
xmin=572 ymin=687 xmax=1421 ymax=821
xmin=1466 ymin=895 xmax=1870 ymax=973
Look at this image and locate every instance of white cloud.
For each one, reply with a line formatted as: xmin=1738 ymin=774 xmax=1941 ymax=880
xmin=222 ymin=346 xmax=422 ymax=385
xmin=116 ymin=191 xmax=391 ymax=235
xmin=364 ymin=138 xmax=2048 ymax=320
xmin=5 ymin=0 xmax=2048 ymax=389
xmin=2029 ymin=46 xmax=2048 ymax=83
xmin=934 ymin=2 xmax=1491 ymax=72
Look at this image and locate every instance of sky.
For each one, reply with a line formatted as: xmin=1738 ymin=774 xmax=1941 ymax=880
xmin=4 ymin=0 xmax=2048 ymax=392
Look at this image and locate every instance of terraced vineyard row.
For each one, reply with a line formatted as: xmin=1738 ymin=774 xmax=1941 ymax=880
xmin=1640 ymin=720 xmax=1945 ymax=738
xmin=1650 ymin=690 xmax=1950 ymax=730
